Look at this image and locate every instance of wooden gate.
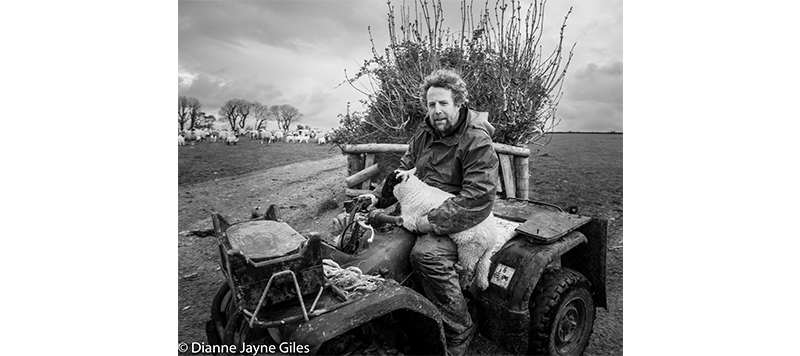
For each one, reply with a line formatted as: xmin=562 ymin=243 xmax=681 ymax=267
xmin=342 ymin=143 xmax=531 ymax=199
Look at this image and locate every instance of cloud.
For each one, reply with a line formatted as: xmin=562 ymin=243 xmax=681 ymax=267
xmin=177 ymin=69 xmax=283 ymax=115
xmin=557 ymin=61 xmax=623 ymax=132
xmin=179 ymin=1 xmax=384 ymax=58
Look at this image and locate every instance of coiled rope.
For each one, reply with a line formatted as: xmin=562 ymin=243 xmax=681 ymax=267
xmin=322 ymin=259 xmax=384 ymax=298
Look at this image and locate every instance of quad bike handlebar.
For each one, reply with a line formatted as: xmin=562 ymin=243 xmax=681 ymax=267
xmin=366 ymin=209 xmax=403 ymax=227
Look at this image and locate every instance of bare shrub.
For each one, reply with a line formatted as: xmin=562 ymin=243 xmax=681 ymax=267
xmin=330 ymin=0 xmax=573 ymax=148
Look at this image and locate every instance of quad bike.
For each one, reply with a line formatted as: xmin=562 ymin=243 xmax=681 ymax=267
xmin=204 ymin=195 xmax=607 ymax=355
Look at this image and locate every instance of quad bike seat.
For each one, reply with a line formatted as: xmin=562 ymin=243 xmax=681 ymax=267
xmin=211 ymin=213 xmax=324 ymax=314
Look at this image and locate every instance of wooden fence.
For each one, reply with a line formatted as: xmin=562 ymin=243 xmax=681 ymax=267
xmin=342 ymin=143 xmax=530 ymax=200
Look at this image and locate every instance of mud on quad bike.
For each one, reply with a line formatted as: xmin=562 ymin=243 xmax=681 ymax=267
xmin=205 ymin=196 xmax=607 ymax=355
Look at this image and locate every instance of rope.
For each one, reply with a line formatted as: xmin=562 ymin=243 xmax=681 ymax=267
xmin=322 ymin=259 xmax=385 ymax=298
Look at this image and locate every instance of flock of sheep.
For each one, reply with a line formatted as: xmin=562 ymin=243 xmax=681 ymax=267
xmin=178 ymin=129 xmax=330 ymax=146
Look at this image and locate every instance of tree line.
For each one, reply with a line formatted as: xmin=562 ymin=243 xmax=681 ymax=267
xmin=179 ymin=96 xmax=303 ymax=132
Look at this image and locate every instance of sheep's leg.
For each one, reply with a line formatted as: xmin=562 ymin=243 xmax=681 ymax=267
xmin=474 ymin=238 xmax=509 ymax=290
xmin=454 ymin=239 xmax=482 ymax=289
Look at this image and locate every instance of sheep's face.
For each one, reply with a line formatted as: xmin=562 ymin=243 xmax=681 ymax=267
xmin=380 ymin=169 xmax=416 ymax=202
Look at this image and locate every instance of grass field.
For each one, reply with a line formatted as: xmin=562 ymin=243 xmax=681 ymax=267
xmin=178 ymin=138 xmax=342 ymax=186
xmin=529 ymin=133 xmax=623 ymax=220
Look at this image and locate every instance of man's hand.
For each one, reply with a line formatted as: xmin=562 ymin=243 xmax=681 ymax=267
xmin=357 ymin=193 xmax=378 ymax=210
xmin=415 ymin=215 xmax=435 ymax=234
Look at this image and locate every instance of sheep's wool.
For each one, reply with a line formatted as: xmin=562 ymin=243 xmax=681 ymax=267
xmin=393 ymin=172 xmax=519 ymax=290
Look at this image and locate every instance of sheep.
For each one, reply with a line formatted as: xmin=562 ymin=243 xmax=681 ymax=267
xmin=296 ymin=135 xmax=310 ymax=143
xmin=178 ymin=135 xmax=185 ymax=146
xmin=286 ymin=135 xmax=297 ymax=143
xmin=226 ymin=135 xmax=239 ymax=145
xmin=196 ymin=129 xmax=207 ymax=141
xmin=317 ymin=136 xmax=326 ymax=145
xmin=218 ymin=131 xmax=230 ymax=143
xmin=381 ymin=168 xmax=519 ymax=290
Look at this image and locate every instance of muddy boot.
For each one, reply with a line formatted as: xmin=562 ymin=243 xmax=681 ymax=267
xmin=446 ymin=324 xmax=476 ymax=356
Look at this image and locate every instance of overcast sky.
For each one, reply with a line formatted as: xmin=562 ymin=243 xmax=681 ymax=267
xmin=178 ymin=0 xmax=622 ymax=132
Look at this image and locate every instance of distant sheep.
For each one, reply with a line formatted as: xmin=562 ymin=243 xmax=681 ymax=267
xmin=382 ymin=168 xmax=519 ymax=290
xmin=226 ymin=135 xmax=239 ymax=145
xmin=317 ymin=136 xmax=326 ymax=145
xmin=178 ymin=135 xmax=185 ymax=146
xmin=218 ymin=131 xmax=230 ymax=143
xmin=296 ymin=135 xmax=309 ymax=143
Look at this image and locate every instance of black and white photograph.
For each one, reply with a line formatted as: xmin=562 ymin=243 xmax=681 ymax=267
xmin=178 ymin=0 xmax=622 ymax=354
xmin=7 ymin=1 xmax=800 ymax=355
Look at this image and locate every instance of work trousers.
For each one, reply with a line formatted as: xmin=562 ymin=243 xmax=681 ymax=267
xmin=410 ymin=233 xmax=475 ymax=356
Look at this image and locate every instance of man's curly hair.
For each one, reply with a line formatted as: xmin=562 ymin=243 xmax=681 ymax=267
xmin=419 ymin=69 xmax=469 ymax=107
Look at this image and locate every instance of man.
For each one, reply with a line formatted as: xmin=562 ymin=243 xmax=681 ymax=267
xmin=360 ymin=69 xmax=499 ymax=356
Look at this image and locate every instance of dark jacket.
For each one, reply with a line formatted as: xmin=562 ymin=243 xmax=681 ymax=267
xmin=377 ymin=107 xmax=499 ymax=235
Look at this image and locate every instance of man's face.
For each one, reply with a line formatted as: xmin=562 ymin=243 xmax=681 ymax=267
xmin=426 ymin=86 xmax=461 ymax=133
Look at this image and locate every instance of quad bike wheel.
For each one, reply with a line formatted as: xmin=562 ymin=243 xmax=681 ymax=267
xmin=528 ymin=268 xmax=595 ymax=356
xmin=215 ymin=287 xmax=282 ymax=347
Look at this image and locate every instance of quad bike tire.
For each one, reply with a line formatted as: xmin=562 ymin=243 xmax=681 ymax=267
xmin=215 ymin=286 xmax=282 ymax=347
xmin=210 ymin=281 xmax=231 ymax=327
xmin=528 ymin=268 xmax=595 ymax=356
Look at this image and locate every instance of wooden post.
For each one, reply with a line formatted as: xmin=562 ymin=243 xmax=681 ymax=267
xmin=498 ymin=154 xmax=516 ymax=199
xmin=345 ymin=164 xmax=379 ymax=188
xmin=361 ymin=153 xmax=375 ymax=190
xmin=494 ymin=166 xmax=503 ymax=195
xmin=492 ymin=143 xmax=530 ymax=157
xmin=346 ymin=153 xmax=364 ymax=177
xmin=345 ymin=188 xmax=374 ymax=197
xmin=344 ymin=143 xmax=529 ymax=156
xmin=344 ymin=144 xmax=408 ymax=154
xmin=514 ymin=156 xmax=530 ymax=200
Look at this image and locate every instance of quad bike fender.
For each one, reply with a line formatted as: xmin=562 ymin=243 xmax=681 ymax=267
xmin=478 ymin=230 xmax=588 ymax=312
xmin=474 ymin=230 xmax=588 ymax=352
xmin=478 ymin=217 xmax=608 ymax=312
xmin=286 ymin=283 xmax=447 ymax=355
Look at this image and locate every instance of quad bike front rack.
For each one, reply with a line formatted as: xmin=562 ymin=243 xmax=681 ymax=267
xmin=211 ymin=211 xmax=357 ymax=330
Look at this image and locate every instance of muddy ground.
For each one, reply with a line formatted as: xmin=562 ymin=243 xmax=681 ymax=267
xmin=178 ymin=154 xmax=622 ymax=355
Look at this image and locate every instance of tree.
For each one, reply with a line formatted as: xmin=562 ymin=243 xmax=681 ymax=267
xmin=188 ymin=98 xmax=203 ymax=130
xmin=251 ymin=102 xmax=270 ymax=130
xmin=270 ymin=104 xmax=303 ymax=132
xmin=331 ymin=0 xmax=573 ymax=147
xmin=234 ymin=100 xmax=253 ymax=131
xmin=218 ymin=99 xmax=252 ymax=132
xmin=218 ymin=99 xmax=238 ymax=131
xmin=194 ymin=112 xmax=216 ymax=130
xmin=178 ymin=96 xmax=201 ymax=131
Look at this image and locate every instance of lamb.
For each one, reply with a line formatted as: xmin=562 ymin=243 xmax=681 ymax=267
xmin=178 ymin=135 xmax=185 ymax=146
xmin=381 ymin=168 xmax=519 ymax=290
xmin=226 ymin=135 xmax=239 ymax=145
xmin=296 ymin=135 xmax=310 ymax=143
xmin=317 ymin=136 xmax=326 ymax=145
